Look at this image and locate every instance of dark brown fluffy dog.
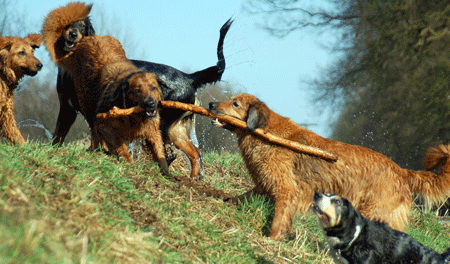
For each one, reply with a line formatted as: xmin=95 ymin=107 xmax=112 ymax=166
xmin=209 ymin=93 xmax=450 ymax=239
xmin=46 ymin=2 xmax=232 ymax=180
xmin=42 ymin=2 xmax=169 ymax=174
xmin=0 ymin=34 xmax=43 ymax=145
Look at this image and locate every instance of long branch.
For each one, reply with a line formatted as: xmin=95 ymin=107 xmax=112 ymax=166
xmin=96 ymin=101 xmax=338 ymax=162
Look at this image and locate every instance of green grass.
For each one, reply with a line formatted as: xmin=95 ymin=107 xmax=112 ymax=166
xmin=0 ymin=141 xmax=449 ymax=263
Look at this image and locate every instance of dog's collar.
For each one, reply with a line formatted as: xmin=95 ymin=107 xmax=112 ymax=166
xmin=334 ymin=224 xmax=361 ymax=260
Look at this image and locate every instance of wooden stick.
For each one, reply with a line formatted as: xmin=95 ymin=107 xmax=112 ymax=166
xmin=96 ymin=106 xmax=143 ymax=119
xmin=96 ymin=101 xmax=338 ymax=162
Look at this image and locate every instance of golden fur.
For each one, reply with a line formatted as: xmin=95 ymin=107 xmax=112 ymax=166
xmin=210 ymin=93 xmax=450 ymax=239
xmin=42 ymin=2 xmax=169 ymax=174
xmin=0 ymin=33 xmax=42 ymax=145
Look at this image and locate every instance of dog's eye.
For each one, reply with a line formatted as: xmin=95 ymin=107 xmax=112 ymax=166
xmin=151 ymin=87 xmax=157 ymax=91
xmin=232 ymin=101 xmax=239 ymax=107
xmin=18 ymin=51 xmax=26 ymax=56
xmin=334 ymin=199 xmax=341 ymax=205
xmin=136 ymin=88 xmax=142 ymax=94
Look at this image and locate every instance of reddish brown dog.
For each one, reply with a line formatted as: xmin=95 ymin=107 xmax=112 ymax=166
xmin=0 ymin=34 xmax=43 ymax=145
xmin=209 ymin=93 xmax=450 ymax=239
xmin=42 ymin=2 xmax=169 ymax=174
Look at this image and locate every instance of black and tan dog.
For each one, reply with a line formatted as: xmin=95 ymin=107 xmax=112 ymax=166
xmin=49 ymin=1 xmax=233 ymax=179
xmin=312 ymin=192 xmax=450 ymax=264
xmin=42 ymin=2 xmax=169 ymax=174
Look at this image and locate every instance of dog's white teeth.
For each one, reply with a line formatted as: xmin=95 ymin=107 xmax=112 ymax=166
xmin=211 ymin=118 xmax=223 ymax=127
xmin=146 ymin=110 xmax=157 ymax=117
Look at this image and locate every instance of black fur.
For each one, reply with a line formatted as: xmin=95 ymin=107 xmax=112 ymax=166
xmin=52 ymin=17 xmax=233 ymax=145
xmin=131 ymin=18 xmax=233 ymax=139
xmin=312 ymin=192 xmax=450 ymax=264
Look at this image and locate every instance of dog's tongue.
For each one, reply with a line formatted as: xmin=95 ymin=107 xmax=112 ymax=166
xmin=321 ymin=213 xmax=330 ymax=223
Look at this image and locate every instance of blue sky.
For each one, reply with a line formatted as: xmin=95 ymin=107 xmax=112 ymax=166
xmin=18 ymin=0 xmax=335 ymax=137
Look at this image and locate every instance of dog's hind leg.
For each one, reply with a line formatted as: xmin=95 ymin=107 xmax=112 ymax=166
xmin=52 ymin=71 xmax=78 ymax=145
xmin=52 ymin=104 xmax=77 ymax=145
xmin=167 ymin=115 xmax=202 ymax=180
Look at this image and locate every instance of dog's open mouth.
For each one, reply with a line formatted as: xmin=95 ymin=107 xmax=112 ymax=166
xmin=65 ymin=41 xmax=76 ymax=51
xmin=146 ymin=109 xmax=157 ymax=119
xmin=313 ymin=205 xmax=330 ymax=224
xmin=21 ymin=67 xmax=38 ymax=76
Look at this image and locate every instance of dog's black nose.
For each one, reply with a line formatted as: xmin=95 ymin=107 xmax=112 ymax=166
xmin=209 ymin=102 xmax=217 ymax=110
xmin=314 ymin=192 xmax=323 ymax=200
xmin=69 ymin=31 xmax=78 ymax=40
xmin=36 ymin=63 xmax=43 ymax=70
xmin=141 ymin=98 xmax=156 ymax=110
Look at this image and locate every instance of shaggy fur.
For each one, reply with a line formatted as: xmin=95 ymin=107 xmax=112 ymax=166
xmin=42 ymin=2 xmax=169 ymax=174
xmin=312 ymin=193 xmax=450 ymax=264
xmin=48 ymin=2 xmax=233 ymax=180
xmin=209 ymin=93 xmax=450 ymax=239
xmin=0 ymin=33 xmax=43 ymax=145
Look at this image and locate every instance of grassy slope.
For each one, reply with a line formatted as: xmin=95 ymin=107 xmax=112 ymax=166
xmin=0 ymin=142 xmax=449 ymax=263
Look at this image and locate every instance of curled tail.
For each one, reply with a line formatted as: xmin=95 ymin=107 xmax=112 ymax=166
xmin=190 ymin=17 xmax=234 ymax=88
xmin=410 ymin=144 xmax=450 ymax=206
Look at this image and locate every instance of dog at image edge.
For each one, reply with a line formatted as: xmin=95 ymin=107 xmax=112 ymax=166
xmin=47 ymin=1 xmax=233 ymax=180
xmin=209 ymin=93 xmax=450 ymax=239
xmin=42 ymin=2 xmax=169 ymax=174
xmin=0 ymin=34 xmax=43 ymax=145
xmin=312 ymin=192 xmax=450 ymax=264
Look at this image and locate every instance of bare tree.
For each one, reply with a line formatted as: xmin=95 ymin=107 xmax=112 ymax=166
xmin=246 ymin=0 xmax=450 ymax=170
xmin=0 ymin=0 xmax=29 ymax=36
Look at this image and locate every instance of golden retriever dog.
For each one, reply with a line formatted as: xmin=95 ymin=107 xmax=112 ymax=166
xmin=0 ymin=33 xmax=43 ymax=145
xmin=209 ymin=93 xmax=450 ymax=239
xmin=42 ymin=2 xmax=169 ymax=174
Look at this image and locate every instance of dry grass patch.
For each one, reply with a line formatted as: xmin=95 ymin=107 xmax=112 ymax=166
xmin=0 ymin=141 xmax=448 ymax=263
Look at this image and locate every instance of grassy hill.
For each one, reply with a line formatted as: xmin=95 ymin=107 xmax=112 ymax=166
xmin=0 ymin=141 xmax=449 ymax=263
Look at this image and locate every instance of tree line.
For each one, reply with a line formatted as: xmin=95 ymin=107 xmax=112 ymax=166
xmin=248 ymin=0 xmax=450 ymax=170
xmin=1 ymin=0 xmax=238 ymax=153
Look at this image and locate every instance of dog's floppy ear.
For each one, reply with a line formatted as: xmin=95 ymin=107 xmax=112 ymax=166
xmin=247 ymin=101 xmax=269 ymax=131
xmin=0 ymin=37 xmax=12 ymax=52
xmin=84 ymin=17 xmax=96 ymax=36
xmin=26 ymin=33 xmax=42 ymax=49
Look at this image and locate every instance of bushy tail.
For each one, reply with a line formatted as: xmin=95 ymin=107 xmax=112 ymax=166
xmin=424 ymin=144 xmax=449 ymax=171
xmin=409 ymin=144 xmax=450 ymax=206
xmin=190 ymin=17 xmax=234 ymax=89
